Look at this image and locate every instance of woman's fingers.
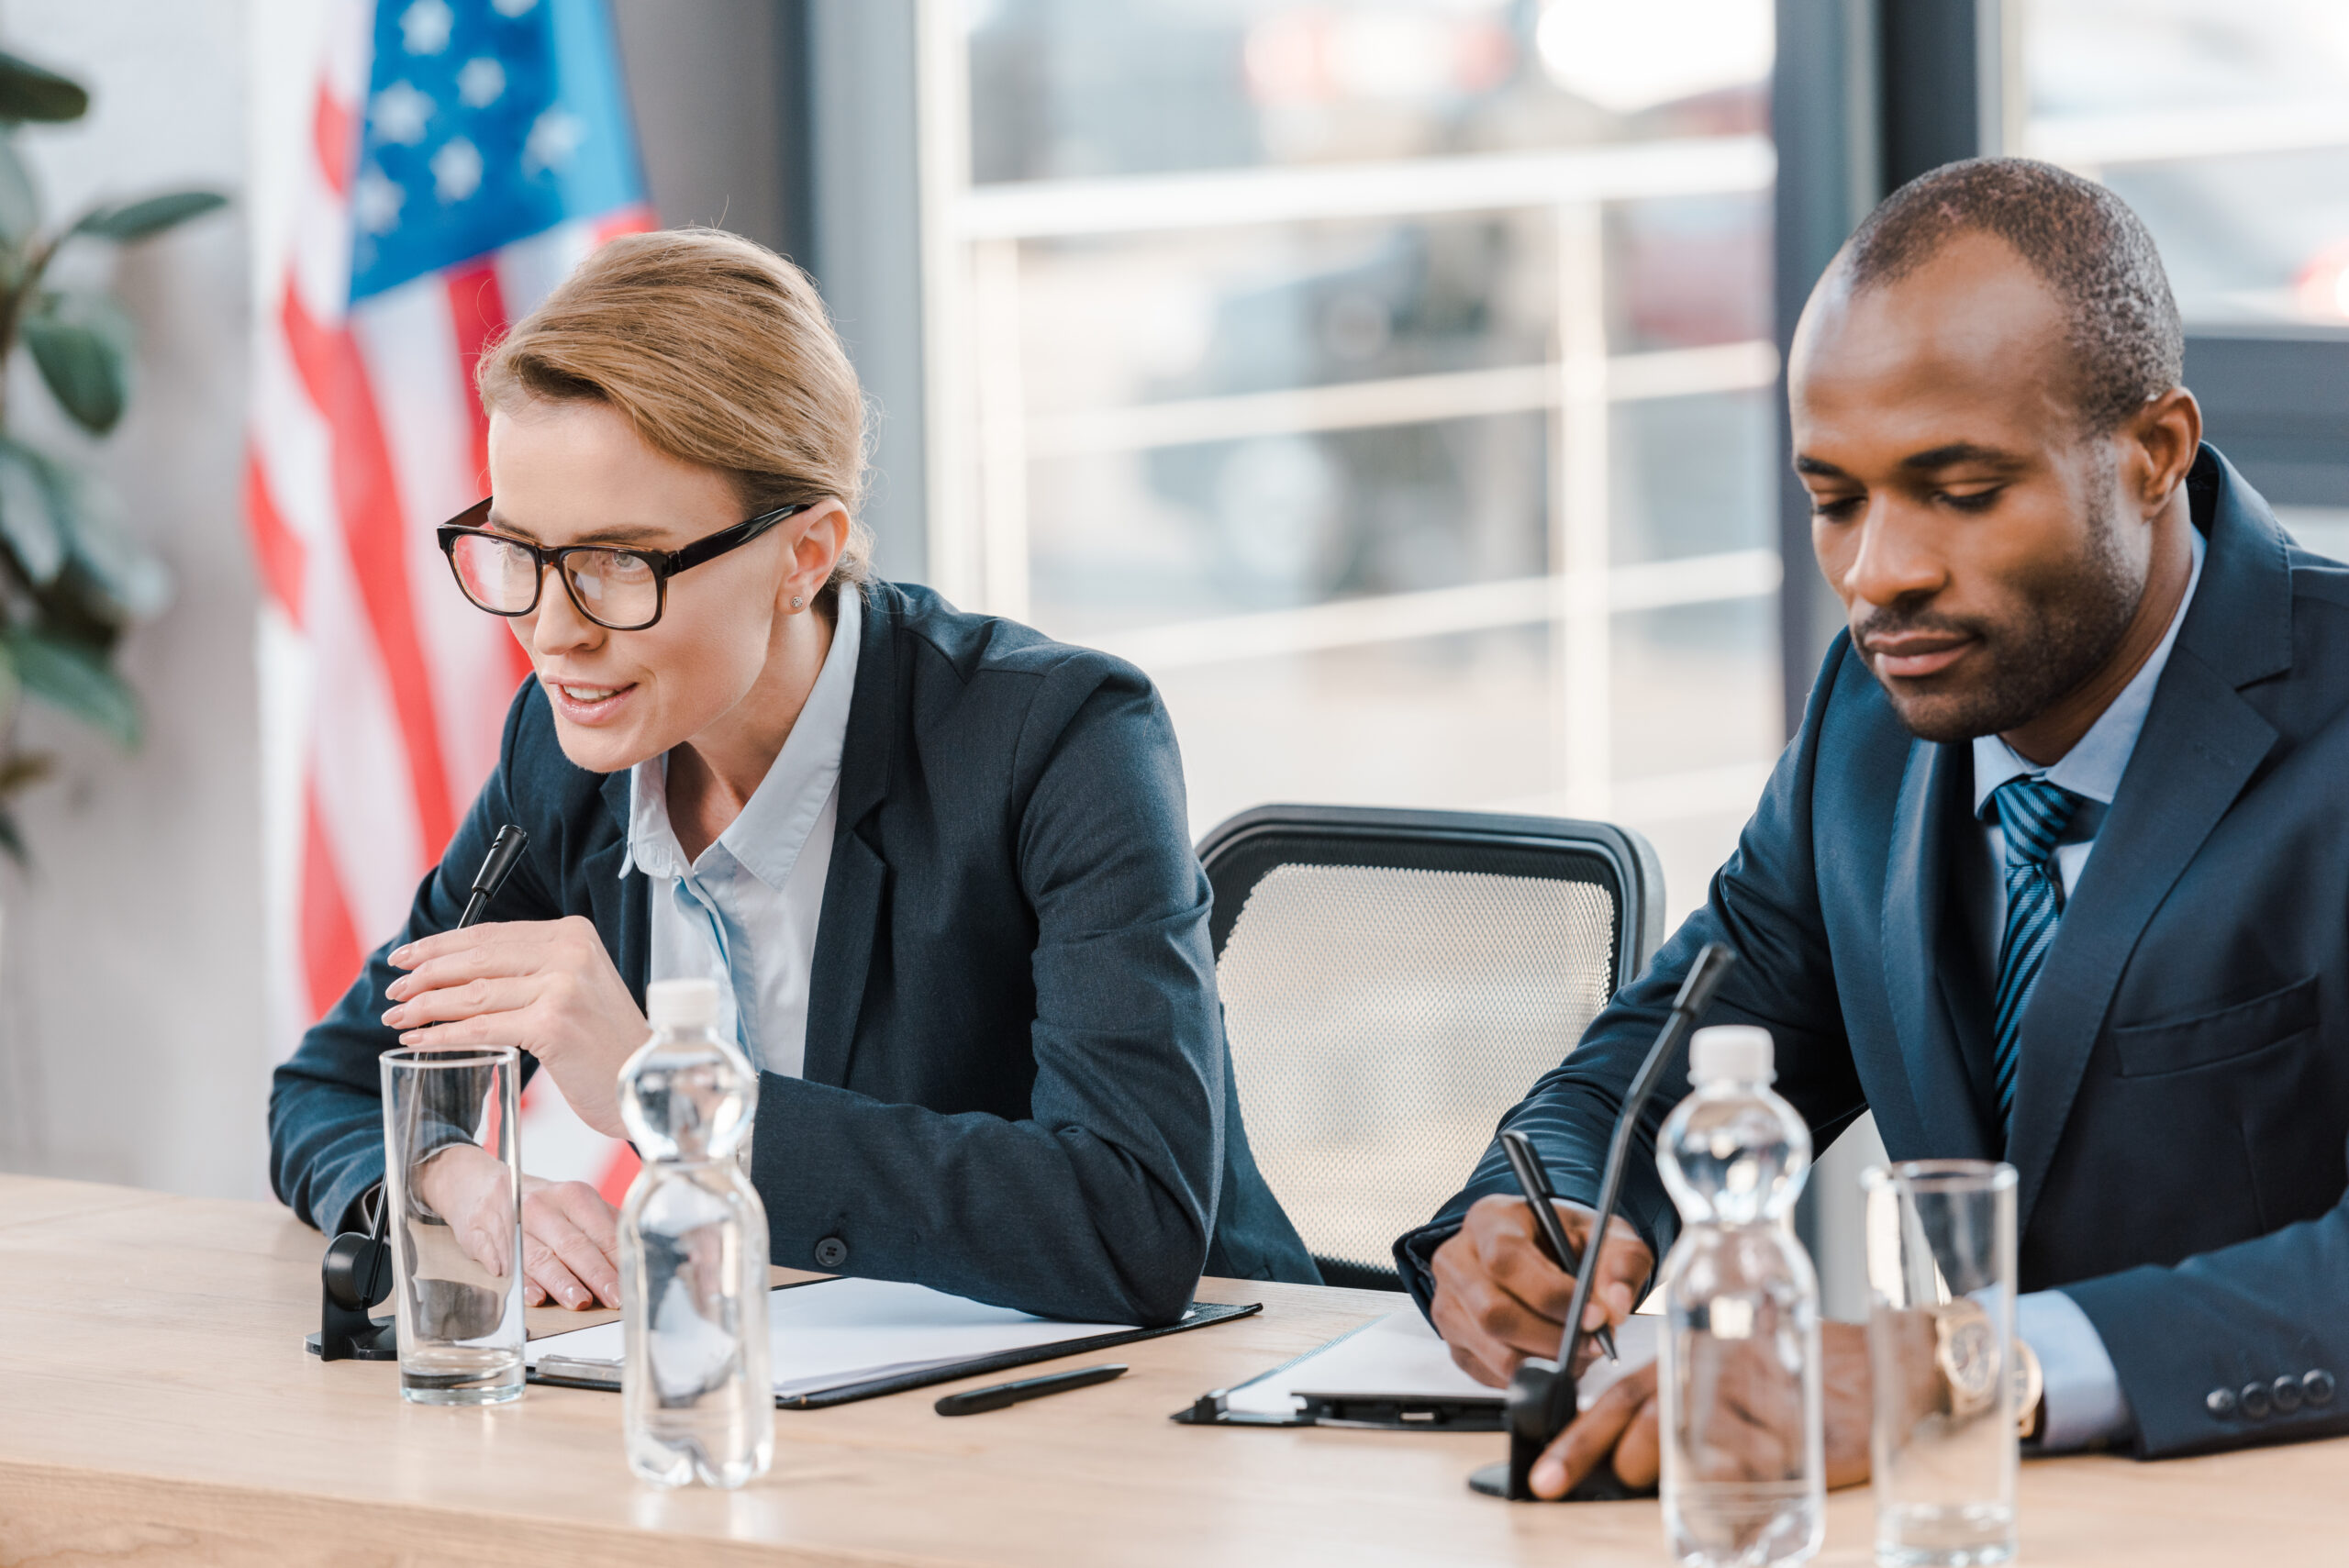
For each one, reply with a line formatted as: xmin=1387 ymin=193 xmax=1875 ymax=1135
xmin=520 ymin=1221 xmax=601 ymax=1310
xmin=382 ymin=974 xmax=536 ymax=1031
xmin=525 ymin=1181 xmax=622 ymax=1307
xmin=384 ymin=932 xmax=551 ymax=1002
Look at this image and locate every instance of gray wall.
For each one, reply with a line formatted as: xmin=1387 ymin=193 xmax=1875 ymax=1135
xmin=0 ymin=0 xmax=259 ymax=1196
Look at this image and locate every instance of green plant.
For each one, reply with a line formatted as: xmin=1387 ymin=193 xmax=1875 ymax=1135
xmin=0 ymin=48 xmax=225 ymax=856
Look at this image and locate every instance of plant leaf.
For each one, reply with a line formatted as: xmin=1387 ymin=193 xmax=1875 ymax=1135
xmin=0 ymin=136 xmax=38 ymax=248
xmin=0 ymin=51 xmax=89 ymax=123
xmin=74 ymin=188 xmax=227 ymax=242
xmin=22 ymin=295 xmax=131 ymax=435
xmin=0 ymin=440 xmax=65 ymax=584
xmin=5 ymin=626 xmax=138 ymax=747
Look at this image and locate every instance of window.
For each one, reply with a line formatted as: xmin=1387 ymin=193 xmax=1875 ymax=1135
xmin=918 ymin=0 xmax=1784 ymax=921
xmin=2021 ymin=0 xmax=2349 ymax=556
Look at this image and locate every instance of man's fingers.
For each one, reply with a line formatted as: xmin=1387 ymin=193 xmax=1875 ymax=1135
xmin=1531 ymin=1362 xmax=1657 ymax=1499
xmin=1431 ymin=1229 xmax=1573 ymax=1372
xmin=1611 ymin=1388 xmax=1664 ymax=1489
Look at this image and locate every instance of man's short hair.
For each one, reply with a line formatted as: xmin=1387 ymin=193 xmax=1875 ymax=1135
xmin=1840 ymin=157 xmax=2184 ymax=431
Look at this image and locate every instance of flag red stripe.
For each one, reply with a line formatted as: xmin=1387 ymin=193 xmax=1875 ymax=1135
xmin=440 ymin=263 xmax=534 ymax=691
xmin=594 ymin=1143 xmax=641 ymax=1207
xmin=312 ymin=85 xmax=353 ymax=198
xmin=279 ymin=284 xmax=459 ymax=858
xmin=301 ymin=786 xmax=365 ymax=1020
xmin=243 ymin=445 xmax=306 ymax=627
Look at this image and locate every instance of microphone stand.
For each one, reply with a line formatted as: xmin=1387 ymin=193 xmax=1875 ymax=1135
xmin=306 ymin=824 xmax=529 ymax=1361
xmin=1469 ymin=941 xmax=1739 ymax=1500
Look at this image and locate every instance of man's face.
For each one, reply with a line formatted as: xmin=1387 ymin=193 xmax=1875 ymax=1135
xmin=1790 ymin=234 xmax=2149 ymax=744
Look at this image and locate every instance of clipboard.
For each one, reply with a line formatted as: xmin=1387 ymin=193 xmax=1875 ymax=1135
xmin=1174 ymin=1308 xmax=1655 ymax=1435
xmin=525 ymin=1274 xmax=1262 ymax=1409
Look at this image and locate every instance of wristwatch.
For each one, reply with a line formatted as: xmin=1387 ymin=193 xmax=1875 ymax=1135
xmin=1932 ymin=1300 xmax=2045 ymax=1440
xmin=1933 ymin=1299 xmax=2001 ymax=1420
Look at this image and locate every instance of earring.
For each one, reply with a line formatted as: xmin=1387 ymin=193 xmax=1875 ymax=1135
xmin=791 ymin=595 xmax=804 ymax=609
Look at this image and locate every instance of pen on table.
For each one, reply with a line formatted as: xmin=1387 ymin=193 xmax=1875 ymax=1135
xmin=1498 ymin=1129 xmax=1620 ymax=1363
xmin=934 ymin=1363 xmax=1127 ymax=1417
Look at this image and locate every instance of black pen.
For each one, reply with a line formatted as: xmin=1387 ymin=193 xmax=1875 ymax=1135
xmin=1498 ymin=1129 xmax=1620 ymax=1363
xmin=934 ymin=1362 xmax=1126 ymax=1416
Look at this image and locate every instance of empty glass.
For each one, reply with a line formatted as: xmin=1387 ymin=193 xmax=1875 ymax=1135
xmin=380 ymin=1046 xmax=527 ymax=1406
xmin=1862 ymin=1161 xmax=2019 ymax=1568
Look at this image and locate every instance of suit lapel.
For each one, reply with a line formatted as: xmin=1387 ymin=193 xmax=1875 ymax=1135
xmin=596 ymin=769 xmax=651 ymax=1004
xmin=2005 ymin=650 xmax=2276 ymax=1229
xmin=1878 ymin=737 xmax=1996 ymax=1161
xmin=2004 ymin=447 xmax=2290 ymax=1232
xmin=800 ymin=585 xmax=900 ymax=1089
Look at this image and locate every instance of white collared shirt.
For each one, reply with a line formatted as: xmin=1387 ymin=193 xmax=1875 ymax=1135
xmin=623 ymin=588 xmax=862 ymax=1080
xmin=1967 ymin=524 xmax=2206 ymax=936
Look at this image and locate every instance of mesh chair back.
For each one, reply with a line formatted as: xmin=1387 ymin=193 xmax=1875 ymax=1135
xmin=1200 ymin=805 xmax=1664 ymax=1291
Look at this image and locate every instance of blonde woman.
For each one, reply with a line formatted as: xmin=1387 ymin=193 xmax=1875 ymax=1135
xmin=269 ymin=229 xmax=1315 ymax=1325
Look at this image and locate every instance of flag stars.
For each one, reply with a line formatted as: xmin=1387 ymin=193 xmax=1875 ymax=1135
xmin=400 ymin=0 xmax=454 ymax=56
xmin=370 ymin=80 xmax=433 ymax=146
xmin=431 ymin=136 xmax=484 ymax=203
xmin=456 ymin=57 xmax=507 ymax=108
xmin=522 ymin=106 xmax=586 ymax=174
xmin=354 ymin=165 xmax=406 ymax=234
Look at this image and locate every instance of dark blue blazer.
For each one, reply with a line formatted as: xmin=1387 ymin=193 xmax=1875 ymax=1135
xmin=1400 ymin=447 xmax=2349 ymax=1458
xmin=272 ymin=580 xmax=1317 ymax=1326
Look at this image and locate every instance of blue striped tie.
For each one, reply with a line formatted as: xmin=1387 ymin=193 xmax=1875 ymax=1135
xmin=1987 ymin=775 xmax=2084 ymax=1136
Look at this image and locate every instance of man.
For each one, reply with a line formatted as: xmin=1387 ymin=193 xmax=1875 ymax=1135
xmin=1399 ymin=157 xmax=2349 ymax=1496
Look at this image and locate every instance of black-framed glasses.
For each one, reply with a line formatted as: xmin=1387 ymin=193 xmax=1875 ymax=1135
xmin=435 ymin=496 xmax=808 ymax=631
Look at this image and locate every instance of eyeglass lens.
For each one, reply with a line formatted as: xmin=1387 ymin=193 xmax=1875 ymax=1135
xmin=449 ymin=535 xmax=662 ymax=628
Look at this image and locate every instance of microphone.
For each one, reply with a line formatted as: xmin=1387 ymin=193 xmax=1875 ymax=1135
xmin=306 ymin=824 xmax=531 ymax=1361
xmin=1470 ymin=940 xmax=1740 ymax=1501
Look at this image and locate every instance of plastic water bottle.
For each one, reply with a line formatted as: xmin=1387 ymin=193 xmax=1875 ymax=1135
xmin=1655 ymin=1025 xmax=1824 ymax=1566
xmin=618 ymin=977 xmax=774 ymax=1488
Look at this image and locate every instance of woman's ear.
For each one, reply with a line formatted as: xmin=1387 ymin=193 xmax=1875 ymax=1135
xmin=780 ymin=499 xmax=852 ymax=610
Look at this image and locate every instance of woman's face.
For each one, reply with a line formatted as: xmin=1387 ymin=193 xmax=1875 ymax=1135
xmin=483 ymin=396 xmax=833 ymax=774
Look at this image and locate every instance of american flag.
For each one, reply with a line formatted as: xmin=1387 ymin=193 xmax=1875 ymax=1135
xmin=248 ymin=0 xmax=650 ymax=1203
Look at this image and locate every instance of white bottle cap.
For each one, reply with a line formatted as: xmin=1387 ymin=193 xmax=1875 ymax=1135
xmin=1689 ymin=1024 xmax=1774 ymax=1084
xmin=647 ymin=977 xmax=720 ymax=1030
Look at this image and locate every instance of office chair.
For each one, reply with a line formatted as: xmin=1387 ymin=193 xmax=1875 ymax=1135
xmin=1197 ymin=804 xmax=1665 ymax=1292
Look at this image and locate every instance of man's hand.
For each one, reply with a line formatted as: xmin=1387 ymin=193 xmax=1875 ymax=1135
xmin=383 ymin=916 xmax=645 ymax=1139
xmin=1528 ymin=1318 xmax=1876 ymax=1499
xmin=413 ymin=1143 xmax=624 ymax=1309
xmin=1428 ymin=1193 xmax=1655 ymax=1387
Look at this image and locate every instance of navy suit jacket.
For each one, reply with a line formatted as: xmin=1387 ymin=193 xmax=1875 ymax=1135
xmin=1400 ymin=447 xmax=2349 ymax=1458
xmin=272 ymin=580 xmax=1317 ymax=1326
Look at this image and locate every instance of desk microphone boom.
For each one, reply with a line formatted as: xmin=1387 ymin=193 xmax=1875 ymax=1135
xmin=1468 ymin=940 xmax=1739 ymax=1501
xmin=306 ymin=824 xmax=529 ymax=1362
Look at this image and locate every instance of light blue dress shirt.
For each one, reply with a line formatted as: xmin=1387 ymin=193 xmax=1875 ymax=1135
xmin=1963 ymin=527 xmax=2204 ymax=1451
xmin=621 ymin=589 xmax=863 ymax=1080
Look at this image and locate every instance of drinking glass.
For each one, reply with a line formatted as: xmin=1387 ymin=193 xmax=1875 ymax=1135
xmin=1862 ymin=1161 xmax=2018 ymax=1568
xmin=380 ymin=1046 xmax=527 ymax=1406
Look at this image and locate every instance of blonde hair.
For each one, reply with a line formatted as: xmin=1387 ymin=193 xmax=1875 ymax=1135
xmin=477 ymin=227 xmax=874 ymax=595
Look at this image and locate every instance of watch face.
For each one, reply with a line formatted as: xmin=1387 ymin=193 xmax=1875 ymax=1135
xmin=1942 ymin=1315 xmax=1999 ymax=1407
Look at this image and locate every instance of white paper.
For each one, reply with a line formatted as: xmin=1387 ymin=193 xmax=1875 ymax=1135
xmin=525 ymin=1275 xmax=1138 ymax=1399
xmin=1220 ymin=1307 xmax=1658 ymax=1419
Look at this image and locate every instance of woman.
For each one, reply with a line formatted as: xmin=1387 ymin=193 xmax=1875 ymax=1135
xmin=269 ymin=229 xmax=1315 ymax=1326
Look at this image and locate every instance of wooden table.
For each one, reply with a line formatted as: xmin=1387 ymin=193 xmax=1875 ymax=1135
xmin=1 ymin=1174 xmax=2343 ymax=1565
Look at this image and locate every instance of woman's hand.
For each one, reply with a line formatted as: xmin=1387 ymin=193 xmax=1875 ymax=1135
xmin=382 ymin=916 xmax=645 ymax=1139
xmin=413 ymin=1143 xmax=624 ymax=1308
